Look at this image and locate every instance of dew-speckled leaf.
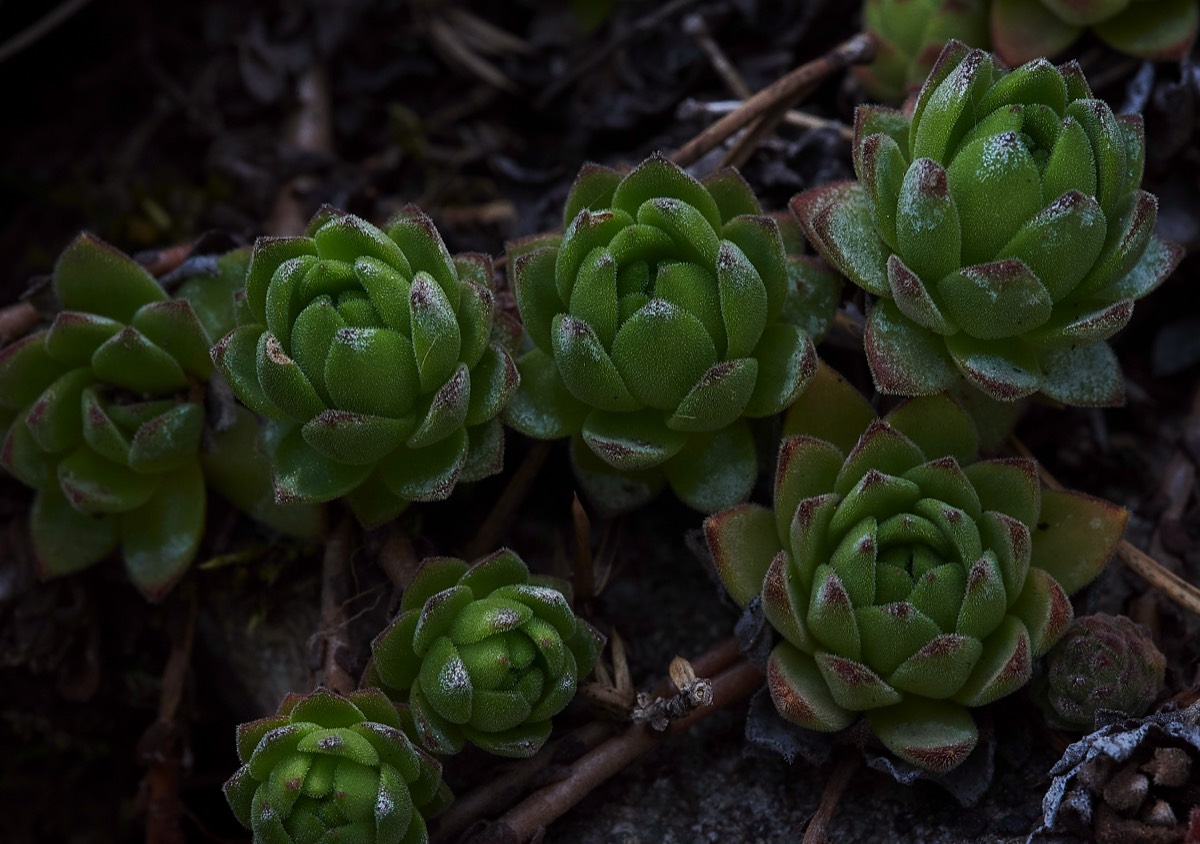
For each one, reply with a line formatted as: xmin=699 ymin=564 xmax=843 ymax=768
xmin=581 ymin=408 xmax=686 ymax=472
xmin=131 ymin=300 xmax=213 ymax=379
xmin=868 ymin=697 xmax=978 ymax=773
xmin=551 ymin=314 xmax=638 ymax=412
xmin=504 ymin=349 xmax=588 ymax=440
xmin=864 ymin=300 xmax=960 ymax=396
xmin=768 ymin=643 xmax=856 ymax=732
xmin=380 ymin=427 xmax=469 ymax=502
xmin=664 ymin=420 xmax=756 ymax=513
xmin=273 ymin=424 xmax=373 ymax=503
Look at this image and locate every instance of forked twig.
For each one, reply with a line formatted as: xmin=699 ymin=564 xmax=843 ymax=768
xmin=670 ymin=32 xmax=875 ymax=170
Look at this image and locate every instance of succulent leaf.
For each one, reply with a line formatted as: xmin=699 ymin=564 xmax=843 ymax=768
xmin=225 ymin=689 xmax=447 ymax=843
xmin=793 ymin=43 xmax=1178 ymax=405
xmin=509 ymin=155 xmax=830 ymax=514
xmin=706 ymin=370 xmax=1124 ymax=771
xmin=369 ymin=550 xmax=603 ymax=757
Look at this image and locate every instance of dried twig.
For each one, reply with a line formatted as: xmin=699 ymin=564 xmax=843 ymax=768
xmin=464 ymin=441 xmax=552 ymax=560
xmin=0 ymin=0 xmax=92 ymax=65
xmin=0 ymin=302 xmax=39 ymax=345
xmin=801 ymin=750 xmax=860 ymax=844
xmin=312 ymin=514 xmax=358 ymax=695
xmin=535 ymin=0 xmax=701 ymax=108
xmin=476 ymin=659 xmax=762 ymax=843
xmin=377 ymin=524 xmax=421 ymax=594
xmin=138 ymin=589 xmax=197 ymax=844
xmin=631 ymin=656 xmax=714 ymax=731
xmin=429 ymin=722 xmax=614 ymax=842
xmin=1013 ymin=437 xmax=1200 ymax=617
xmin=266 ymin=63 xmax=333 ymax=238
xmin=670 ymin=32 xmax=876 ymax=171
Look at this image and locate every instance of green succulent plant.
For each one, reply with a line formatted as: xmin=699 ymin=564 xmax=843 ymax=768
xmin=0 ymin=235 xmax=316 ymax=599
xmin=705 ymin=362 xmax=1128 ymax=771
xmin=991 ymin=0 xmax=1198 ymax=66
xmin=364 ymin=549 xmax=604 ymax=758
xmin=224 ymin=688 xmax=452 ymax=844
xmin=857 ymin=0 xmax=990 ymax=104
xmin=1034 ymin=613 xmax=1166 ymax=731
xmin=211 ymin=206 xmax=519 ymax=527
xmin=504 ymin=153 xmax=840 ymax=514
xmin=792 ymin=42 xmax=1182 ymax=407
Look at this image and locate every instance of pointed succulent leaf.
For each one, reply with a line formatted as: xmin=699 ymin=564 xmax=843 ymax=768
xmin=119 ymin=461 xmax=205 ymax=599
xmin=45 ymin=312 xmax=122 ymax=367
xmin=868 ymin=698 xmax=978 ymax=773
xmin=1031 ymin=488 xmax=1126 ymax=595
xmin=768 ymin=644 xmax=856 ymax=732
xmin=664 ymin=419 xmax=756 ymax=514
xmin=791 ymin=182 xmax=889 ymax=296
xmin=273 ymin=424 xmax=373 ymax=503
xmin=127 ymin=403 xmax=204 ymax=473
xmin=781 ymin=361 xmax=877 ymax=453
xmin=380 ymin=428 xmax=469 ymax=503
xmin=865 ymin=300 xmax=960 ymax=396
xmin=54 ymin=233 xmax=167 ymax=322
xmin=703 ymin=503 xmax=780 ymax=608
xmin=989 ymin=0 xmax=1081 ymax=66
xmin=1037 ymin=342 xmax=1125 ymax=407
xmin=92 ymin=328 xmax=188 ymax=394
xmin=131 ymin=300 xmax=214 ymax=379
xmin=563 ymin=162 xmax=622 ymax=225
xmin=31 ymin=485 xmax=119 ymax=578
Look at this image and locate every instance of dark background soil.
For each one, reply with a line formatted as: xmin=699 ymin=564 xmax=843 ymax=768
xmin=2 ymin=2 xmax=1198 ymax=842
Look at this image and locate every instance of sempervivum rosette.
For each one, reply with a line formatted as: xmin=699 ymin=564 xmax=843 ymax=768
xmin=991 ymin=0 xmax=1197 ymax=66
xmin=505 ymin=153 xmax=839 ymax=514
xmin=1034 ymin=613 xmax=1166 ymax=730
xmin=705 ymin=363 xmax=1128 ymax=771
xmin=224 ymin=688 xmax=451 ymax=844
xmin=0 ymin=235 xmax=314 ymax=598
xmin=365 ymin=549 xmax=604 ymax=758
xmin=793 ymin=42 xmax=1182 ymax=407
xmin=857 ymin=0 xmax=989 ymax=103
xmin=211 ymin=207 xmax=518 ymax=526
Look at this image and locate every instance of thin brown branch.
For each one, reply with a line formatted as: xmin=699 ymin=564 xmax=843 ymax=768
xmin=266 ymin=63 xmax=334 ymax=238
xmin=139 ymin=589 xmax=197 ymax=844
xmin=802 ymin=750 xmax=860 ymax=844
xmin=571 ymin=494 xmax=595 ymax=604
xmin=0 ymin=0 xmax=92 ymax=64
xmin=312 ymin=513 xmax=358 ymax=695
xmin=475 ymin=659 xmax=763 ymax=843
xmin=136 ymin=243 xmax=194 ymax=278
xmin=670 ymin=32 xmax=876 ymax=170
xmin=535 ymin=0 xmax=701 ymax=108
xmin=377 ymin=523 xmax=421 ymax=593
xmin=464 ymin=441 xmax=552 ymax=560
xmin=0 ymin=301 xmax=39 ymax=345
xmin=429 ymin=722 xmax=614 ymax=842
xmin=1013 ymin=437 xmax=1200 ymax=617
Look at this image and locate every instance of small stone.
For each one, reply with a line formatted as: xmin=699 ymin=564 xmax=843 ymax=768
xmin=1140 ymin=746 xmax=1191 ymax=788
xmin=1140 ymin=799 xmax=1178 ymax=827
xmin=1101 ymin=763 xmax=1149 ymax=814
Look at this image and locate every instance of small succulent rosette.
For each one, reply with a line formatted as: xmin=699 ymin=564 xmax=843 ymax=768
xmin=211 ymin=207 xmax=519 ymax=527
xmin=705 ymin=362 xmax=1128 ymax=772
xmin=857 ymin=0 xmax=990 ymax=103
xmin=224 ymin=688 xmax=451 ymax=844
xmin=793 ymin=42 xmax=1182 ymax=407
xmin=991 ymin=0 xmax=1197 ymax=66
xmin=364 ymin=549 xmax=604 ymax=758
xmin=0 ymin=235 xmax=311 ymax=599
xmin=1034 ymin=613 xmax=1166 ymax=731
xmin=505 ymin=153 xmax=839 ymax=514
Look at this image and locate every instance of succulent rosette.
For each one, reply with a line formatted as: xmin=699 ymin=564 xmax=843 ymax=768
xmin=504 ymin=153 xmax=839 ymax=514
xmin=1034 ymin=613 xmax=1166 ymax=730
xmin=0 ymin=235 xmax=313 ymax=599
xmin=705 ymin=362 xmax=1128 ymax=771
xmin=211 ymin=207 xmax=518 ymax=526
xmin=224 ymin=688 xmax=451 ymax=844
xmin=793 ymin=42 xmax=1182 ymax=406
xmin=364 ymin=549 xmax=604 ymax=758
xmin=857 ymin=0 xmax=990 ymax=103
xmin=991 ymin=0 xmax=1198 ymax=66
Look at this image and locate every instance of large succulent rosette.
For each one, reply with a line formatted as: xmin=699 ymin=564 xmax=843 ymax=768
xmin=223 ymin=688 xmax=451 ymax=844
xmin=705 ymin=363 xmax=1128 ymax=771
xmin=211 ymin=207 xmax=518 ymax=526
xmin=505 ymin=153 xmax=839 ymax=514
xmin=0 ymin=235 xmax=313 ymax=599
xmin=793 ymin=42 xmax=1182 ymax=406
xmin=365 ymin=549 xmax=604 ymax=758
xmin=991 ymin=0 xmax=1197 ymax=66
xmin=1034 ymin=613 xmax=1166 ymax=730
xmin=857 ymin=0 xmax=990 ymax=103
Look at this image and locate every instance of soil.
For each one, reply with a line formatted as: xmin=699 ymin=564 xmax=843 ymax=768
xmin=2 ymin=2 xmax=1198 ymax=843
